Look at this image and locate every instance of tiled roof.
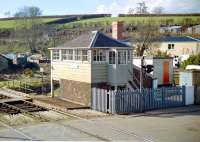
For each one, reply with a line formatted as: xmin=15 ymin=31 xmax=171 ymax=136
xmin=161 ymin=36 xmax=200 ymax=42
xmin=56 ymin=31 xmax=130 ymax=48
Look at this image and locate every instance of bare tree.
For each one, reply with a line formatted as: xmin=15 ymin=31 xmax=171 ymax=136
xmin=136 ymin=1 xmax=149 ymax=14
xmin=152 ymin=6 xmax=164 ymax=14
xmin=128 ymin=8 xmax=135 ymax=14
xmin=14 ymin=6 xmax=44 ymax=53
xmin=131 ymin=19 xmax=161 ymax=90
xmin=134 ymin=20 xmax=161 ymax=56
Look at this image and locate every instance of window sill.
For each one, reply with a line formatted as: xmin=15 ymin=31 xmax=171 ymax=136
xmin=92 ymin=61 xmax=107 ymax=64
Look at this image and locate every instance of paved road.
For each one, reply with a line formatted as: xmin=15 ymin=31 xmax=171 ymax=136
xmin=0 ymin=111 xmax=200 ymax=141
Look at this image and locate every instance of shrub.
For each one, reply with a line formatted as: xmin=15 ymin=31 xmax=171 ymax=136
xmin=24 ymin=68 xmax=34 ymax=77
xmin=181 ymin=53 xmax=200 ymax=69
xmin=153 ymin=50 xmax=170 ymax=57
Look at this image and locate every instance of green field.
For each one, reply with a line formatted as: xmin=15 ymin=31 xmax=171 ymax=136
xmin=0 ymin=18 xmax=61 ymax=29
xmin=1 ymin=16 xmax=200 ymax=29
xmin=62 ymin=16 xmax=200 ymax=28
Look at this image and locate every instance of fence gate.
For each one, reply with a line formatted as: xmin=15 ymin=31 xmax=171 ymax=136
xmin=91 ymin=87 xmax=185 ymax=114
xmin=91 ymin=88 xmax=116 ymax=113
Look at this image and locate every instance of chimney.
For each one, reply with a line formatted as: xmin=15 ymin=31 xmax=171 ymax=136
xmin=112 ymin=21 xmax=123 ymax=40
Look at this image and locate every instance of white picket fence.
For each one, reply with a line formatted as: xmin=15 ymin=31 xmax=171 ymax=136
xmin=91 ymin=86 xmax=189 ymax=114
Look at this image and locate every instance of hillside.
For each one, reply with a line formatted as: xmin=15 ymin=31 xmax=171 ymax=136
xmin=0 ymin=14 xmax=111 ymax=29
xmin=0 ymin=18 xmax=61 ymax=29
xmin=0 ymin=14 xmax=200 ymax=29
xmin=62 ymin=16 xmax=200 ymax=28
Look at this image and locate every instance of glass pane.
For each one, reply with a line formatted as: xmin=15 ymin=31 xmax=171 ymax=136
xmin=109 ymin=51 xmax=115 ymax=64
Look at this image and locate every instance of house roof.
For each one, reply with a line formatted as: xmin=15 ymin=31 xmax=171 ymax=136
xmin=161 ymin=36 xmax=200 ymax=42
xmin=55 ymin=31 xmax=130 ymax=48
xmin=0 ymin=54 xmax=12 ymax=61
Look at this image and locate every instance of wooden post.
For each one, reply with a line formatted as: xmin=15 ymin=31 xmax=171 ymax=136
xmin=140 ymin=56 xmax=144 ymax=93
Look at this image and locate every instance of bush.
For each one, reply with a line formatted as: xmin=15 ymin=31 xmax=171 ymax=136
xmin=24 ymin=68 xmax=34 ymax=77
xmin=153 ymin=50 xmax=170 ymax=57
xmin=181 ymin=53 xmax=200 ymax=69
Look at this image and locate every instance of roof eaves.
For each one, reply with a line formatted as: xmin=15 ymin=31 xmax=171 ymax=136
xmin=89 ymin=31 xmax=98 ymax=48
xmin=186 ymin=36 xmax=200 ymax=42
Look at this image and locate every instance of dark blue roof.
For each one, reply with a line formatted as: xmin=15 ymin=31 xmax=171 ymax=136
xmin=92 ymin=32 xmax=130 ymax=47
xmin=57 ymin=31 xmax=130 ymax=48
xmin=162 ymin=36 xmax=200 ymax=42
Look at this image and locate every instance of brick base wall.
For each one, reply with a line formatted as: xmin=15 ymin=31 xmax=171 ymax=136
xmin=59 ymin=79 xmax=91 ymax=106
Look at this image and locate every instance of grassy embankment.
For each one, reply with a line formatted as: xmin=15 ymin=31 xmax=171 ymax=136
xmin=0 ymin=18 xmax=61 ymax=29
xmin=62 ymin=16 xmax=200 ymax=28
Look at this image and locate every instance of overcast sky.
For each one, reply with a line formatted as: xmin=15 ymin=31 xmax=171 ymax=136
xmin=0 ymin=0 xmax=200 ymax=18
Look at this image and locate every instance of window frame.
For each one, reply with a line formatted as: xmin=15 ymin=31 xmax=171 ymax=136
xmin=127 ymin=50 xmax=131 ymax=62
xmin=168 ymin=44 xmax=175 ymax=50
xmin=109 ymin=51 xmax=116 ymax=64
xmin=62 ymin=49 xmax=74 ymax=61
xmin=52 ymin=49 xmax=60 ymax=61
xmin=92 ymin=49 xmax=106 ymax=63
xmin=74 ymin=49 xmax=82 ymax=61
xmin=82 ymin=50 xmax=88 ymax=61
xmin=118 ymin=50 xmax=127 ymax=64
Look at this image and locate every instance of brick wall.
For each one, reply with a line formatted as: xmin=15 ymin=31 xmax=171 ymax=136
xmin=59 ymin=79 xmax=91 ymax=106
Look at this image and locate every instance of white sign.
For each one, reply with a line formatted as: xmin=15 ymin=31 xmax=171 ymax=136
xmin=40 ymin=67 xmax=44 ymax=72
xmin=71 ymin=64 xmax=80 ymax=69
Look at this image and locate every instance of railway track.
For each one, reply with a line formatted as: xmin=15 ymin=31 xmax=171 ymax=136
xmin=0 ymin=100 xmax=48 ymax=122
xmin=0 ymin=89 xmax=154 ymax=141
xmin=0 ymin=94 xmax=11 ymax=100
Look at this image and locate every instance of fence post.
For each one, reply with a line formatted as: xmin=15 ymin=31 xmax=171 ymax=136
xmin=107 ymin=90 xmax=110 ymax=113
xmin=182 ymin=86 xmax=186 ymax=105
xmin=139 ymin=90 xmax=144 ymax=113
xmin=161 ymin=87 xmax=165 ymax=108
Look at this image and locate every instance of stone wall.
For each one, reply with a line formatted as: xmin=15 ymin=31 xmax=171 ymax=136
xmin=59 ymin=79 xmax=91 ymax=106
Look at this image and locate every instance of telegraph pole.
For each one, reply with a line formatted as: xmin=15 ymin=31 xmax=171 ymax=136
xmin=140 ymin=56 xmax=144 ymax=92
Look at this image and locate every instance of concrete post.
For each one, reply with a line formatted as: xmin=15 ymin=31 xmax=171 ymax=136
xmin=50 ymin=50 xmax=54 ymax=98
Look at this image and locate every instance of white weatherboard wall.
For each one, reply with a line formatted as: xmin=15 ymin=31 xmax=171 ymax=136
xmin=52 ymin=61 xmax=91 ymax=83
xmin=185 ymin=86 xmax=194 ymax=105
xmin=108 ymin=63 xmax=133 ymax=86
xmin=92 ymin=64 xmax=107 ymax=83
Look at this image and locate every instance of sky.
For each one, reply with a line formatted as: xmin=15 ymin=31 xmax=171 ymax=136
xmin=0 ymin=0 xmax=200 ymax=18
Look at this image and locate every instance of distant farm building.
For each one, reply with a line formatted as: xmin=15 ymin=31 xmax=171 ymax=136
xmin=158 ymin=36 xmax=200 ymax=57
